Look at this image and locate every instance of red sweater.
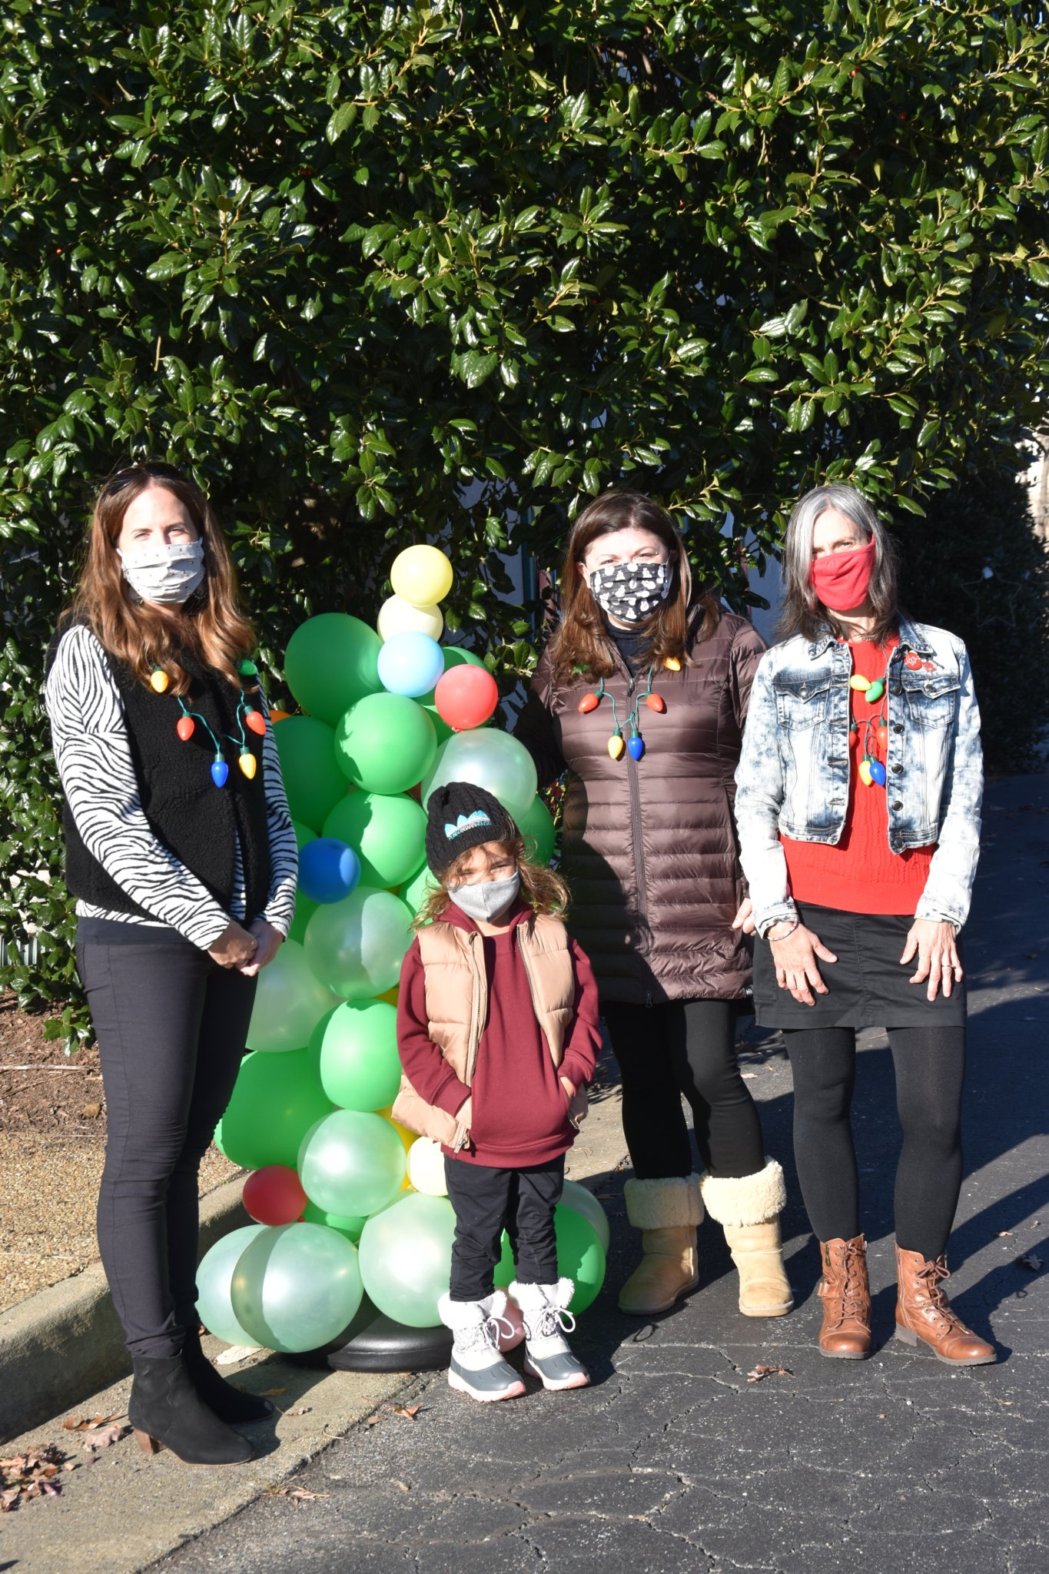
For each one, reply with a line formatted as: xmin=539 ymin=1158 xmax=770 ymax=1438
xmin=397 ymin=901 xmax=602 ymax=1168
xmin=781 ymin=635 xmax=933 ymax=915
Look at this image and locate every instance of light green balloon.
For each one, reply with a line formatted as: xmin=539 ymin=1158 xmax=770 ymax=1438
xmin=284 ymin=613 xmax=382 ymax=726
xmin=421 ymin=729 xmax=537 ymax=824
xmin=196 ymin=1224 xmax=268 ymax=1346
xmin=493 ymin=1204 xmax=606 ymax=1314
xmin=273 ymin=714 xmax=349 ymax=831
xmin=303 ymin=884 xmax=413 ymax=999
xmin=303 ymin=1200 xmax=367 ymax=1243
xmin=323 ymin=791 xmax=427 ymax=890
xmin=215 ymin=1046 xmax=335 ymax=1171
xmin=246 ymin=938 xmax=339 ymax=1053
xmin=358 ymin=1192 xmax=457 ymax=1327
xmin=230 ymin=1222 xmax=365 ymax=1354
xmin=517 ymin=794 xmax=557 ymax=865
xmin=288 ymin=888 xmax=319 ymax=945
xmin=315 ymin=999 xmax=401 ymax=1111
xmin=298 ymin=1109 xmax=407 ymax=1216
xmin=334 ymin=693 xmax=437 ymax=795
xmin=561 ymin=1179 xmax=611 ymax=1252
xmin=401 ymin=861 xmax=439 ymax=915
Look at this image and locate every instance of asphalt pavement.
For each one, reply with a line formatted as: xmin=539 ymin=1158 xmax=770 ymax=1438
xmin=4 ymin=772 xmax=1048 ymax=1573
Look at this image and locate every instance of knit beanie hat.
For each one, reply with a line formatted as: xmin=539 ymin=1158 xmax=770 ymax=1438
xmin=425 ymin=781 xmax=518 ymax=876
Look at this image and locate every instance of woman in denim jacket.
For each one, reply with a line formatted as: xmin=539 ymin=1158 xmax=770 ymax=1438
xmin=734 ymin=484 xmax=994 ymax=1367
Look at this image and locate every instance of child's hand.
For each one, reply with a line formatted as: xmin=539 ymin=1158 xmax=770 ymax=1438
xmin=451 ymin=1096 xmax=472 ymax=1151
xmin=559 ymin=1076 xmax=576 ymax=1100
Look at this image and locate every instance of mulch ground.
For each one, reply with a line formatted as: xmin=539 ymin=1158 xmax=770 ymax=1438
xmin=0 ymin=992 xmax=237 ymax=1313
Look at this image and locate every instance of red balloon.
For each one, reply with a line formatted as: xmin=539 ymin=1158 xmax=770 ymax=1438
xmin=434 ymin=664 xmax=499 ymax=731
xmin=242 ymin=1165 xmax=308 ymax=1226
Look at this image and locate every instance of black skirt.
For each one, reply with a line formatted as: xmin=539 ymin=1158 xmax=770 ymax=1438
xmin=752 ymin=902 xmax=966 ymax=1030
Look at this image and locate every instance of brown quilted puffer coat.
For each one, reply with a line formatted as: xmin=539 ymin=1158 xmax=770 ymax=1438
xmin=514 ymin=609 xmax=765 ymax=1006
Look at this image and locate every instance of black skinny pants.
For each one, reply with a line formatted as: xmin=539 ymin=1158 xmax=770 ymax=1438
xmin=603 ymin=1000 xmax=766 ymax=1180
xmin=444 ymin=1156 xmax=565 ymax=1302
xmin=784 ymin=1025 xmax=966 ymax=1261
xmin=76 ymin=921 xmax=256 ymax=1358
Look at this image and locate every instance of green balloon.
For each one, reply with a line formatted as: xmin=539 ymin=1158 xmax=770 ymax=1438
xmin=215 ymin=1046 xmax=335 ymax=1171
xmin=517 ymin=794 xmax=557 ymax=865
xmin=288 ymin=888 xmax=319 ymax=945
xmin=303 ymin=884 xmax=413 ymax=999
xmin=196 ymin=1224 xmax=268 ymax=1346
xmin=298 ymin=1109 xmax=407 ymax=1216
xmin=284 ymin=613 xmax=382 ymax=726
xmin=315 ymin=999 xmax=401 ymax=1111
xmin=293 ymin=819 xmax=317 ymax=852
xmin=246 ymin=937 xmax=339 ymax=1053
xmin=230 ymin=1222 xmax=365 ymax=1354
xmin=417 ymin=700 xmax=454 ymax=745
xmin=358 ymin=1192 xmax=457 ymax=1327
xmin=401 ymin=861 xmax=439 ymax=915
xmin=323 ymin=791 xmax=427 ymax=890
xmin=492 ymin=1205 xmax=606 ymax=1314
xmin=273 ymin=714 xmax=349 ymax=831
xmin=561 ymin=1179 xmax=611 ymax=1252
xmin=333 ymin=693 xmax=437 ymax=795
xmin=303 ymin=1200 xmax=367 ymax=1243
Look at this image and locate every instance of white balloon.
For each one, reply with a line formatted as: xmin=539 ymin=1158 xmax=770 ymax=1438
xmin=407 ymin=1137 xmax=449 ymax=1196
xmin=377 ymin=594 xmax=444 ymax=642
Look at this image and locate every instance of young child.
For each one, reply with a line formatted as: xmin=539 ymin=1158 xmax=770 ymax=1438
xmin=394 ymin=780 xmax=601 ymax=1402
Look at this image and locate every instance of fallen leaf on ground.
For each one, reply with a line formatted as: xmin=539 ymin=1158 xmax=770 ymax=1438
xmin=284 ymin=1406 xmax=312 ymax=1417
xmin=81 ymin=1102 xmax=102 ymax=1118
xmin=0 ymin=1444 xmax=70 ymax=1511
xmin=1016 ymin=1252 xmax=1043 ymax=1272
xmin=266 ymin=1485 xmax=329 ymax=1503
xmin=363 ymin=1401 xmax=423 ymax=1428
xmin=746 ymin=1364 xmax=793 ymax=1384
xmin=81 ymin=1423 xmax=128 ymax=1454
xmin=63 ymin=1412 xmax=124 ymax=1433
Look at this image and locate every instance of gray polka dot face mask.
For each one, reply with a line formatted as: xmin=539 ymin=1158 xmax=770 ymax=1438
xmin=587 ymin=560 xmax=673 ymax=623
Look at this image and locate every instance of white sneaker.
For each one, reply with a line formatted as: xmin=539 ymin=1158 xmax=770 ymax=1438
xmin=438 ymin=1292 xmax=527 ymax=1402
xmin=510 ymin=1278 xmax=590 ymax=1391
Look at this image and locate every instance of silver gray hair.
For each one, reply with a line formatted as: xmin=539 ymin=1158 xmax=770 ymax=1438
xmin=778 ymin=483 xmax=899 ymax=642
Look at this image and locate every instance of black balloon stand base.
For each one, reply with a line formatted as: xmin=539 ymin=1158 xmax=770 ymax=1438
xmin=285 ymin=1295 xmax=453 ymax=1373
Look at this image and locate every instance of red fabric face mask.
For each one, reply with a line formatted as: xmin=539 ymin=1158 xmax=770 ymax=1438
xmin=809 ymin=539 xmax=876 ymax=612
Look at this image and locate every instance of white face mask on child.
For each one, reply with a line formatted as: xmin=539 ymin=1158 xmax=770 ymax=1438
xmin=447 ymin=872 xmax=521 ymax=923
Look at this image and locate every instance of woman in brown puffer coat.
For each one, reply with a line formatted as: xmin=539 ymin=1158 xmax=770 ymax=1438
xmin=515 ymin=490 xmax=792 ymax=1319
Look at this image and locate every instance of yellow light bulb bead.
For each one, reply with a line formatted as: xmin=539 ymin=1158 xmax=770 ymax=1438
xmin=238 ymin=751 xmax=257 ymax=779
xmin=663 ymin=656 xmax=682 ymax=672
xmin=858 ymin=758 xmax=874 ymax=787
xmin=150 ymin=669 xmax=170 ymax=693
xmin=849 ymin=674 xmax=870 ymax=692
xmin=607 ymin=733 xmax=625 ymax=760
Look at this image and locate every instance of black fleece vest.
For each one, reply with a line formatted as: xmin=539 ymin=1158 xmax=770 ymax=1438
xmin=47 ymin=628 xmax=272 ymax=924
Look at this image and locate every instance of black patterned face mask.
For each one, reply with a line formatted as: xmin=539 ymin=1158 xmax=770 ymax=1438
xmin=587 ymin=560 xmax=673 ymax=623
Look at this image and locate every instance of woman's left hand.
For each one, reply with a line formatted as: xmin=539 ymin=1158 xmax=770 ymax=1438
xmin=238 ymin=918 xmax=284 ymax=977
xmin=731 ymin=898 xmax=756 ymax=935
xmin=900 ymin=918 xmax=962 ymax=1001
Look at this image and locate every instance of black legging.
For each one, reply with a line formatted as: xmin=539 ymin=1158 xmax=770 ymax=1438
xmin=76 ymin=920 xmax=256 ymax=1358
xmin=603 ymin=999 xmax=766 ymax=1180
xmin=784 ymin=1025 xmax=966 ymax=1260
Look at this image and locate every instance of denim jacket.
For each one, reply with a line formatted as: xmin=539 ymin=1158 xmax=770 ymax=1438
xmin=734 ymin=615 xmax=982 ymax=934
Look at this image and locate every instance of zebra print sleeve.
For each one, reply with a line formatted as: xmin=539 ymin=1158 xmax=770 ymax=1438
xmin=258 ymin=694 xmax=298 ymax=937
xmin=45 ymin=625 xmax=232 ymax=950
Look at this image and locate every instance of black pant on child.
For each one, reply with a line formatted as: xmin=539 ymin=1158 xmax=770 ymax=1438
xmin=784 ymin=1024 xmax=966 ymax=1261
xmin=603 ymin=999 xmax=766 ymax=1180
xmin=444 ymin=1155 xmax=565 ymax=1302
xmin=76 ymin=918 xmax=257 ymax=1358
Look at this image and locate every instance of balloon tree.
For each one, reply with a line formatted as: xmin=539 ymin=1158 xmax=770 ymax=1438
xmin=198 ymin=542 xmax=608 ymax=1368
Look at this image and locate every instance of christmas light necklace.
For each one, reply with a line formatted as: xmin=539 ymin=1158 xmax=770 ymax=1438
xmin=577 ymin=658 xmax=678 ymax=761
xmin=848 ymin=666 xmax=888 ymax=789
xmin=149 ymin=658 xmax=266 ymax=788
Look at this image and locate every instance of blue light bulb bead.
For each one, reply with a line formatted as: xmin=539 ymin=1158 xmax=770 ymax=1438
xmin=211 ymin=756 xmax=230 ymax=788
xmin=869 ymin=759 xmax=887 ymax=787
xmin=627 ymin=733 xmax=645 ymax=761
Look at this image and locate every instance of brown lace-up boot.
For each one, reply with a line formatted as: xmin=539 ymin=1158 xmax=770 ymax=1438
xmin=816 ymin=1235 xmax=871 ymax=1359
xmin=894 ymin=1245 xmax=996 ymax=1365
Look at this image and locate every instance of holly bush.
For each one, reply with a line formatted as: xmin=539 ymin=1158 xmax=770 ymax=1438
xmin=2 ymin=0 xmax=1048 ymax=1022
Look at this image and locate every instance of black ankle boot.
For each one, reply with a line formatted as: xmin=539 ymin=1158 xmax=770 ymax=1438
xmin=129 ymin=1352 xmax=254 ymax=1465
xmin=181 ymin=1326 xmax=274 ymax=1424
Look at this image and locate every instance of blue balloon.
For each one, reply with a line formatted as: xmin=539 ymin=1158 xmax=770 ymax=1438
xmin=376 ymin=631 xmax=445 ymax=699
xmin=299 ymin=837 xmax=362 ymax=904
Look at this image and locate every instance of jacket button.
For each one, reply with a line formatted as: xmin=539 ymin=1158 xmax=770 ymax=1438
xmin=891 ymin=764 xmax=903 ymax=775
xmin=891 ymin=800 xmax=903 ymax=811
xmin=893 ymin=723 xmax=904 ymax=734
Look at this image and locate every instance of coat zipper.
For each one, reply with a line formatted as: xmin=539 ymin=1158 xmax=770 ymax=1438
xmin=612 ymin=646 xmax=651 ymax=1004
xmin=464 ymin=933 xmax=486 ymax=1085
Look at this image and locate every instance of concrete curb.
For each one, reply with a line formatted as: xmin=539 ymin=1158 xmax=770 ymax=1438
xmin=0 ymin=1176 xmax=250 ymax=1444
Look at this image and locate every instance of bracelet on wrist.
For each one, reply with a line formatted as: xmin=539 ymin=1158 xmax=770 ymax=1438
xmin=766 ymin=917 xmax=799 ymax=942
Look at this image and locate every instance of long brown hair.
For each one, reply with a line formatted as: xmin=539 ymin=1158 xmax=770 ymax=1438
xmin=546 ymin=490 xmax=719 ymax=681
xmin=66 ymin=463 xmax=255 ymax=694
xmin=778 ymin=484 xmax=899 ymax=644
xmin=413 ymin=832 xmax=570 ymax=929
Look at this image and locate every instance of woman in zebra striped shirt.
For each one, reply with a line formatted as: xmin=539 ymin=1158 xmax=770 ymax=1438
xmin=45 ymin=462 xmax=298 ymax=1465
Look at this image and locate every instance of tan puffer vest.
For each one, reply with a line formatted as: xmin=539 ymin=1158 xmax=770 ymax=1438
xmin=515 ymin=610 xmax=765 ymax=1006
xmin=392 ymin=912 xmax=588 ymax=1146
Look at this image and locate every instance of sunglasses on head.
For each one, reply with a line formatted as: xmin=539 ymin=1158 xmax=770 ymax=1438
xmin=102 ymin=461 xmax=185 ymax=496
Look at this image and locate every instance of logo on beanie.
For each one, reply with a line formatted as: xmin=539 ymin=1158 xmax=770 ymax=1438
xmin=444 ymin=809 xmax=492 ymax=840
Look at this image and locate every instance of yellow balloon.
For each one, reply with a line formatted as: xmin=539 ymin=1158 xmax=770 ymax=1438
xmin=391 ymin=544 xmax=454 ymax=608
xmin=377 ymin=595 xmax=444 ymax=642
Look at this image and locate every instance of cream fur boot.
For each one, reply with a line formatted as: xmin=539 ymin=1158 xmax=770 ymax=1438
xmin=700 ymin=1158 xmax=793 ymax=1318
xmin=618 ymin=1176 xmax=703 ymax=1316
